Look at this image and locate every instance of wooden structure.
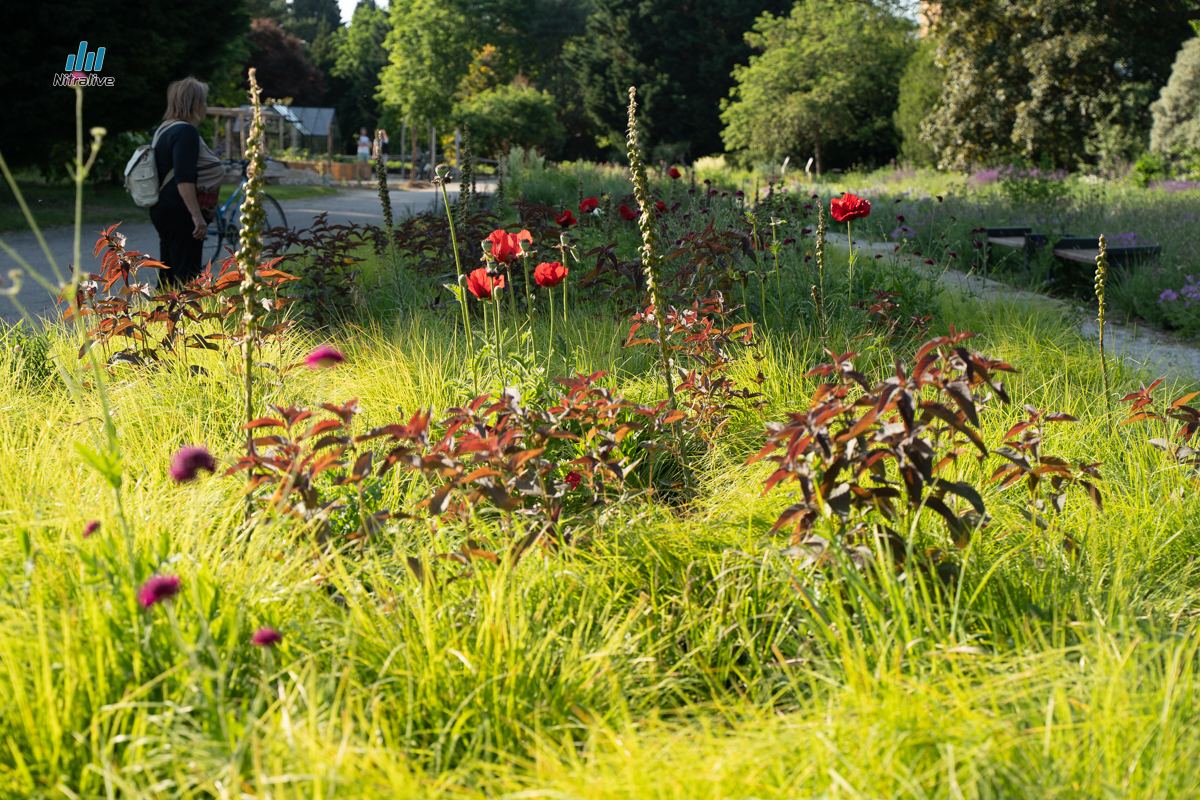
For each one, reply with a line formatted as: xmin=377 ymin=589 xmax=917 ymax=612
xmin=205 ymin=105 xmax=338 ymax=175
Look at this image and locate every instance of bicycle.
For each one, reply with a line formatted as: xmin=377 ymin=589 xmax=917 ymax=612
xmin=202 ymin=158 xmax=288 ymax=267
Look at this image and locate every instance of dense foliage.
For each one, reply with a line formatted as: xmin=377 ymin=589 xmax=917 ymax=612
xmin=378 ymin=0 xmax=588 ymax=158
xmin=2 ymin=0 xmax=248 ymax=172
xmin=1151 ymin=37 xmax=1200 ymax=163
xmin=925 ymin=0 xmax=1199 ymax=170
xmin=720 ymin=0 xmax=912 ymax=172
xmin=566 ymin=0 xmax=792 ymax=161
xmin=894 ymin=39 xmax=942 ymax=167
xmin=245 ymin=17 xmax=325 ymax=105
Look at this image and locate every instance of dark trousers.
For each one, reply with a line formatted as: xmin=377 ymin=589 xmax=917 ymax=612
xmin=151 ymin=202 xmax=204 ymax=289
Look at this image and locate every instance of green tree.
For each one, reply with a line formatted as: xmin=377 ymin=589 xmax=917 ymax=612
xmin=379 ymin=0 xmax=481 ymax=127
xmin=456 ymin=82 xmax=566 ymax=157
xmin=290 ymin=0 xmax=342 ymax=44
xmin=328 ymin=0 xmax=391 ymax=152
xmin=924 ymin=0 xmax=1200 ymax=170
xmin=1151 ymin=37 xmax=1200 ymax=159
xmin=719 ymin=0 xmax=912 ymax=173
xmin=894 ymin=39 xmax=942 ymax=167
xmin=2 ymin=0 xmax=248 ymax=172
xmin=245 ymin=18 xmax=325 ymax=106
xmin=565 ymin=0 xmax=792 ymax=160
xmin=378 ymin=0 xmax=589 ymax=154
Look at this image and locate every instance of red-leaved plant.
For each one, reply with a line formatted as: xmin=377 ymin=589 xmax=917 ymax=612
xmin=1120 ymin=380 xmax=1200 ymax=477
xmin=750 ymin=328 xmax=1018 ymax=563
xmin=353 ymin=372 xmax=684 ymax=560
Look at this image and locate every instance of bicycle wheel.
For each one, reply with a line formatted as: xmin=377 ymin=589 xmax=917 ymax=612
xmin=201 ymin=213 xmax=227 ymax=271
xmin=226 ymin=194 xmax=288 ymax=255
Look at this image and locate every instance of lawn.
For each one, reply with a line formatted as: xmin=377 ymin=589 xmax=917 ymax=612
xmin=1 ymin=179 xmax=340 ymax=233
xmin=0 ymin=153 xmax=1198 ymax=798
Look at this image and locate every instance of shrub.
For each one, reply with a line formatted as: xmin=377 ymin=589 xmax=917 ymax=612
xmin=455 ymin=83 xmax=565 ymax=160
xmin=894 ymin=40 xmax=942 ymax=167
xmin=1151 ymin=37 xmax=1200 ymax=159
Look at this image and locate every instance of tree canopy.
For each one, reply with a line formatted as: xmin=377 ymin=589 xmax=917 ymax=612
xmin=719 ymin=0 xmax=912 ymax=172
xmin=565 ymin=0 xmax=791 ymax=161
xmin=377 ymin=0 xmax=587 ymax=156
xmin=1151 ymin=37 xmax=1200 ymax=159
xmin=245 ymin=18 xmax=325 ymax=105
xmin=329 ymin=0 xmax=391 ymax=150
xmin=924 ymin=0 xmax=1200 ymax=170
xmin=2 ymin=0 xmax=248 ymax=172
xmin=894 ymin=39 xmax=942 ymax=167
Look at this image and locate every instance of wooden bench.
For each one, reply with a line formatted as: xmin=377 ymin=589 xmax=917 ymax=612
xmin=1051 ymin=237 xmax=1161 ymax=268
xmin=985 ymin=228 xmax=1062 ymax=274
xmin=986 ymin=229 xmax=1161 ymax=282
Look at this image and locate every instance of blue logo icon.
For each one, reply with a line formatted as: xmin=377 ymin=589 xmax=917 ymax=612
xmin=65 ymin=42 xmax=105 ymax=73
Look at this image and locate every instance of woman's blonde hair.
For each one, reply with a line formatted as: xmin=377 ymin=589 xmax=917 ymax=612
xmin=164 ymin=77 xmax=209 ymax=125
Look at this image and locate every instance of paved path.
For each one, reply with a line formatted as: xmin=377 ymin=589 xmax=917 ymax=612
xmin=826 ymin=231 xmax=1200 ymax=385
xmin=0 ymin=184 xmax=462 ymax=325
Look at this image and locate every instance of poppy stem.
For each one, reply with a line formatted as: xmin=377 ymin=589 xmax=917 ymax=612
xmin=493 ymin=287 xmax=505 ymax=388
xmin=522 ymin=256 xmax=533 ymax=331
xmin=546 ymin=287 xmax=555 ymax=376
xmin=772 ymin=217 xmax=783 ymax=330
xmin=438 ymin=180 xmax=473 ymax=382
xmin=847 ymin=220 xmax=854 ymax=305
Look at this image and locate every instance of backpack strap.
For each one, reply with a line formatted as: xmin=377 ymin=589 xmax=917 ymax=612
xmin=151 ymin=120 xmax=188 ymax=190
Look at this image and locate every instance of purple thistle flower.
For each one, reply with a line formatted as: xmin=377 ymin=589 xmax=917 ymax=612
xmin=83 ymin=520 xmax=100 ymax=537
xmin=138 ymin=575 xmax=181 ymax=609
xmin=305 ymin=344 xmax=346 ymax=369
xmin=170 ymin=445 xmax=216 ymax=483
xmin=251 ymin=627 xmax=283 ymax=648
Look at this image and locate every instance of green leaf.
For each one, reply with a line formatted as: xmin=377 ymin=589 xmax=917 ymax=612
xmin=74 ymin=441 xmax=123 ymax=489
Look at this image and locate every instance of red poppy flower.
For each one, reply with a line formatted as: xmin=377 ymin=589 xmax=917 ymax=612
xmin=534 ymin=261 xmax=568 ymax=288
xmin=668 ymin=167 xmax=681 ymax=179
xmin=655 ymin=200 xmax=667 ymax=213
xmin=580 ymin=197 xmax=599 ymax=214
xmin=555 ymin=210 xmax=577 ymax=228
xmin=565 ymin=471 xmax=582 ymax=490
xmin=619 ymin=204 xmax=637 ymax=221
xmin=485 ymin=228 xmax=533 ymax=263
xmin=467 ymin=267 xmax=505 ymax=299
xmin=830 ymin=193 xmax=871 ymax=222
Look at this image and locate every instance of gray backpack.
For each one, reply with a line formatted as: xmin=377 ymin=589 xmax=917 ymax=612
xmin=123 ymin=121 xmax=186 ymax=208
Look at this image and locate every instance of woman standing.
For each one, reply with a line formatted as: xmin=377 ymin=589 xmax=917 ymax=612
xmin=151 ymin=77 xmax=224 ymax=288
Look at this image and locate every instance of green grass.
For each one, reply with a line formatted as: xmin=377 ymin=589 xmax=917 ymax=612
xmin=0 ymin=180 xmax=340 ymax=233
xmin=0 ymin=179 xmax=150 ymax=232
xmin=1 ymin=165 xmax=1199 ymax=797
xmin=217 ymin=184 xmax=341 ymax=204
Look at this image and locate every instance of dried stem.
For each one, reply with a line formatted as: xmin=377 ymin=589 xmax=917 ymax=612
xmin=626 ymin=86 xmax=691 ymax=497
xmin=1095 ymin=234 xmax=1112 ymax=425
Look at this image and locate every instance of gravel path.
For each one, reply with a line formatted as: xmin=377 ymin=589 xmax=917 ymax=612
xmin=0 ymin=184 xmax=462 ymax=325
xmin=825 ymin=231 xmax=1200 ymax=385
